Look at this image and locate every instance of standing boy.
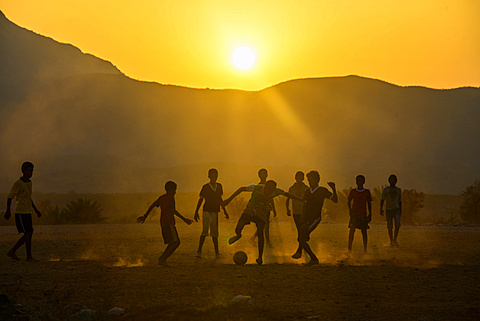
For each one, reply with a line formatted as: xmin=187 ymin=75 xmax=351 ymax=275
xmin=224 ymin=180 xmax=302 ymax=265
xmin=380 ymin=174 xmax=402 ymax=247
xmin=286 ymin=171 xmax=309 ymax=259
xmin=4 ymin=161 xmax=42 ymax=261
xmin=137 ymin=181 xmax=193 ymax=266
xmin=293 ymin=170 xmax=337 ymax=265
xmin=194 ymin=168 xmax=229 ymax=259
xmin=347 ymin=175 xmax=372 ymax=253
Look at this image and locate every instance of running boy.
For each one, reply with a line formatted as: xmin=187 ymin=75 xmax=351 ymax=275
xmin=194 ymin=168 xmax=229 ymax=259
xmin=347 ymin=175 xmax=372 ymax=253
xmin=4 ymin=161 xmax=42 ymax=261
xmin=293 ymin=170 xmax=337 ymax=265
xmin=286 ymin=171 xmax=309 ymax=259
xmin=137 ymin=181 xmax=193 ymax=266
xmin=223 ymin=180 xmax=302 ymax=265
xmin=380 ymin=174 xmax=402 ymax=247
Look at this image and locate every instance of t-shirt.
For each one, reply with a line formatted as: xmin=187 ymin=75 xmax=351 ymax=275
xmin=302 ymin=186 xmax=333 ymax=223
xmin=245 ymin=184 xmax=284 ymax=210
xmin=7 ymin=178 xmax=33 ymax=214
xmin=381 ymin=186 xmax=402 ymax=210
xmin=348 ymin=188 xmax=373 ymax=216
xmin=199 ymin=182 xmax=223 ymax=212
xmin=288 ymin=182 xmax=309 ymax=215
xmin=153 ymin=194 xmax=176 ymax=226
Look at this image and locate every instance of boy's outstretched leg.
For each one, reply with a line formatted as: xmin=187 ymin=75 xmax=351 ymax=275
xmin=196 ymin=235 xmax=206 ymax=258
xmin=229 ymin=215 xmax=249 ymax=244
xmin=301 ymin=241 xmax=319 ymax=265
xmin=7 ymin=234 xmax=25 ymax=261
xmin=158 ymin=241 xmax=180 ymax=266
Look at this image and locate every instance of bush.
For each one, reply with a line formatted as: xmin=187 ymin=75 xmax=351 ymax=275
xmin=459 ymin=179 xmax=480 ymax=224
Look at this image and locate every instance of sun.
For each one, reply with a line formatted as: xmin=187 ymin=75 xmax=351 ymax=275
xmin=231 ymin=46 xmax=256 ymax=71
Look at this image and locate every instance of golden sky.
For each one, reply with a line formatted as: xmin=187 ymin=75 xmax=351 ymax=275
xmin=1 ymin=0 xmax=479 ymax=90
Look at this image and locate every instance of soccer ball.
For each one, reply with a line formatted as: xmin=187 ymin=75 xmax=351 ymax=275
xmin=233 ymin=251 xmax=248 ymax=265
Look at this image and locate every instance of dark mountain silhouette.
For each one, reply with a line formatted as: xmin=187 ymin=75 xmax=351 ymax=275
xmin=1 ymin=11 xmax=479 ymax=194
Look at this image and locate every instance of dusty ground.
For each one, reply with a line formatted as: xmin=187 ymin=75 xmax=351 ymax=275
xmin=1 ymin=220 xmax=480 ymax=320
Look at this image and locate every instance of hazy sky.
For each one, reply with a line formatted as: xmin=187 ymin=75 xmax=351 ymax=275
xmin=1 ymin=0 xmax=479 ymax=90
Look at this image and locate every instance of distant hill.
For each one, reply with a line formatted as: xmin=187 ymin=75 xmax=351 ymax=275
xmin=1 ymin=11 xmax=479 ymax=194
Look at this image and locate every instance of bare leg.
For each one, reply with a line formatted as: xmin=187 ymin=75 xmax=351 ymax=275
xmin=197 ymin=235 xmax=206 ymax=254
xmin=264 ymin=219 xmax=271 ymax=244
xmin=212 ymin=237 xmax=219 ymax=255
xmin=388 ymin=228 xmax=394 ymax=245
xmin=158 ymin=241 xmax=180 ymax=265
xmin=256 ymin=225 xmax=265 ymax=264
xmin=348 ymin=228 xmax=355 ymax=252
xmin=301 ymin=241 xmax=318 ymax=264
xmin=361 ymin=229 xmax=368 ymax=253
xmin=7 ymin=234 xmax=26 ymax=260
xmin=25 ymin=231 xmax=33 ymax=259
xmin=393 ymin=227 xmax=400 ymax=246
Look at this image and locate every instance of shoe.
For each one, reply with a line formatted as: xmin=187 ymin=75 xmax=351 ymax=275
xmin=26 ymin=257 xmax=39 ymax=262
xmin=305 ymin=259 xmax=319 ymax=266
xmin=266 ymin=242 xmax=273 ymax=248
xmin=196 ymin=252 xmax=202 ymax=258
xmin=256 ymin=258 xmax=263 ymax=265
xmin=291 ymin=251 xmax=302 ymax=259
xmin=7 ymin=252 xmax=21 ymax=261
xmin=228 ymin=235 xmax=241 ymax=245
xmin=215 ymin=253 xmax=223 ymax=259
xmin=393 ymin=241 xmax=399 ymax=247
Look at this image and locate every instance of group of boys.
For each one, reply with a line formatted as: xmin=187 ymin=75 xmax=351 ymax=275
xmin=4 ymin=162 xmax=402 ymax=266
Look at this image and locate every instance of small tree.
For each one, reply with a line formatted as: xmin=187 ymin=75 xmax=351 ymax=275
xmin=44 ymin=205 xmax=66 ymax=225
xmin=401 ymin=189 xmax=425 ymax=224
xmin=459 ymin=179 xmax=480 ymax=224
xmin=63 ymin=198 xmax=105 ymax=224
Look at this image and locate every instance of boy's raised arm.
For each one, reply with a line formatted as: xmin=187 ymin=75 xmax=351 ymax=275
xmin=328 ymin=182 xmax=338 ymax=203
xmin=137 ymin=199 xmax=158 ymax=224
xmin=223 ymin=187 xmax=248 ymax=206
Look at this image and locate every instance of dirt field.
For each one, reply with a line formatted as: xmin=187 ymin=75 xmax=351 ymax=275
xmin=1 ymin=220 xmax=480 ymax=320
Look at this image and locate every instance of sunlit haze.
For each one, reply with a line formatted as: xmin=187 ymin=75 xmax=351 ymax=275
xmin=0 ymin=0 xmax=479 ymax=90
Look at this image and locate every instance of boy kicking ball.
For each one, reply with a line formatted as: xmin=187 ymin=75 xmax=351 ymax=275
xmin=137 ymin=181 xmax=193 ymax=266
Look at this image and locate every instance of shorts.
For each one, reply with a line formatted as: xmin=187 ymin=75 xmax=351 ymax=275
xmin=201 ymin=211 xmax=219 ymax=237
xmin=238 ymin=208 xmax=266 ymax=230
xmin=298 ymin=217 xmax=321 ymax=243
xmin=15 ymin=213 xmax=34 ymax=234
xmin=161 ymin=225 xmax=179 ymax=244
xmin=386 ymin=208 xmax=401 ymax=229
xmin=348 ymin=215 xmax=370 ymax=230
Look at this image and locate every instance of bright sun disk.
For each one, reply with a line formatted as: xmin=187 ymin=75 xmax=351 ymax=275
xmin=231 ymin=46 xmax=256 ymax=71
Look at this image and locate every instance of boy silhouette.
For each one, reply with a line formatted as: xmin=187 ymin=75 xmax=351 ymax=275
xmin=347 ymin=175 xmax=372 ymax=253
xmin=293 ymin=170 xmax=337 ymax=265
xmin=4 ymin=161 xmax=42 ymax=262
xmin=224 ymin=180 xmax=302 ymax=265
xmin=137 ymin=181 xmax=193 ymax=266
xmin=380 ymin=174 xmax=402 ymax=247
xmin=286 ymin=171 xmax=309 ymax=259
xmin=194 ymin=168 xmax=229 ymax=259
